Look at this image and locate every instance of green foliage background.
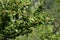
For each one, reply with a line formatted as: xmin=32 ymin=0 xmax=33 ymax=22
xmin=0 ymin=0 xmax=60 ymax=40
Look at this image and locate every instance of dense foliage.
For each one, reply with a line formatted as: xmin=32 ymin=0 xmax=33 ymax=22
xmin=0 ymin=0 xmax=60 ymax=40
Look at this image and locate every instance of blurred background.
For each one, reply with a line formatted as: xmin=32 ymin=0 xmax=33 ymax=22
xmin=0 ymin=0 xmax=60 ymax=40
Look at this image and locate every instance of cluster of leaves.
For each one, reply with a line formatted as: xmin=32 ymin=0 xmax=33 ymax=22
xmin=0 ymin=0 xmax=55 ymax=40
